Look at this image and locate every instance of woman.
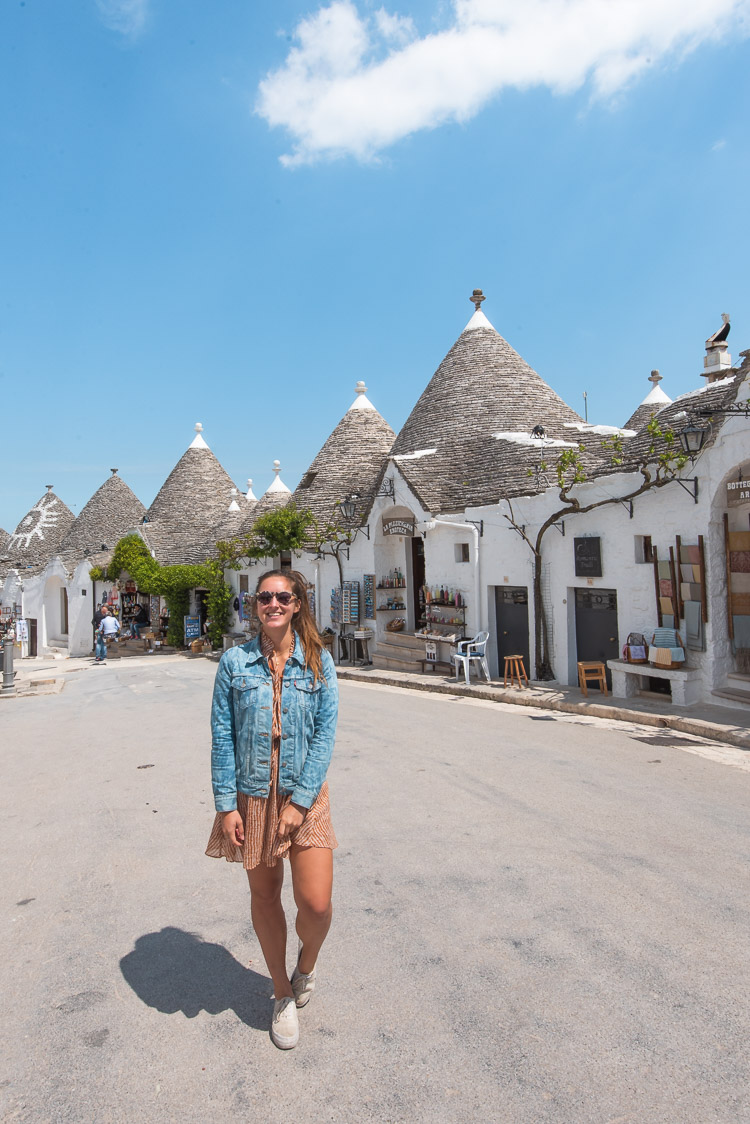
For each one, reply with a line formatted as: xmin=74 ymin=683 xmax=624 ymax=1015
xmin=206 ymin=570 xmax=338 ymax=1050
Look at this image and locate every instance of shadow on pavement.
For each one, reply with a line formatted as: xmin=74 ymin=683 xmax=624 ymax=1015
xmin=120 ymin=926 xmax=269 ymax=1029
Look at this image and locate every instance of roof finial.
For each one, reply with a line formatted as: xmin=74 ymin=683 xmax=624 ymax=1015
xmin=246 ymin=478 xmax=257 ymax=502
xmin=355 ymin=380 xmax=367 ymax=397
xmin=194 ymin=422 xmax=203 ymax=435
xmin=266 ymin=460 xmax=291 ymax=496
xmin=648 ymin=370 xmax=662 ymax=386
xmin=110 ymin=467 xmax=118 ymax=475
xmin=45 ymin=484 xmax=53 ymax=492
xmin=470 ymin=289 xmax=486 ymax=311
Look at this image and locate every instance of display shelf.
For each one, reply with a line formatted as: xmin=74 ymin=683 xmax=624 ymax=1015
xmin=376 ymin=584 xmax=406 ymax=590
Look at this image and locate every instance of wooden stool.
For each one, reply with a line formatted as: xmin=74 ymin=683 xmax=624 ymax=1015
xmin=504 ymin=655 xmax=528 ymax=689
xmin=577 ymin=661 xmax=608 ymax=696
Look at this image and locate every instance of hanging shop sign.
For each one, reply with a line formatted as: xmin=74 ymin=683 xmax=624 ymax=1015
xmin=184 ymin=615 xmax=201 ymax=643
xmin=574 ymin=537 xmax=603 ymax=578
xmin=727 ymin=463 xmax=750 ymax=507
xmin=424 ymin=639 xmax=437 ymax=663
xmin=383 ymin=517 xmax=415 ymax=537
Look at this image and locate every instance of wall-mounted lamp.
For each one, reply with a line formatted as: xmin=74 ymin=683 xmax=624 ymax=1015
xmin=676 ymin=420 xmax=708 ymax=460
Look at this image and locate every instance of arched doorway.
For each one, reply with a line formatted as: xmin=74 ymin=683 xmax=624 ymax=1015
xmin=717 ymin=459 xmax=750 ymax=678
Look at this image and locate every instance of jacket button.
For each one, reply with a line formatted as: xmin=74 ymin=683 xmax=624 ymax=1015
xmin=283 ymin=707 xmax=288 ymax=714
xmin=283 ymin=733 xmax=289 ymax=740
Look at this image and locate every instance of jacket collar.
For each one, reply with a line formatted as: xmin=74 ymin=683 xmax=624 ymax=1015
xmin=243 ymin=631 xmax=305 ymax=668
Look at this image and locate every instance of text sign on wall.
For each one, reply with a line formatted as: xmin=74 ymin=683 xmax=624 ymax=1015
xmin=574 ymin=537 xmax=603 ymax=578
xmin=383 ymin=517 xmax=415 ymax=537
xmin=727 ymin=463 xmax=750 ymax=507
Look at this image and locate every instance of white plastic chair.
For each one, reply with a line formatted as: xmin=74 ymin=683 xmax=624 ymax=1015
xmin=453 ymin=631 xmax=491 ymax=684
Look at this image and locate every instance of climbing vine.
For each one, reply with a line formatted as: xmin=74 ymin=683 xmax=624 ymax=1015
xmin=90 ymin=534 xmax=232 ymax=648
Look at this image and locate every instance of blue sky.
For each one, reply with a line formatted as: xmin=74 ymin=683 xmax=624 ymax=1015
xmin=1 ymin=0 xmax=749 ymax=532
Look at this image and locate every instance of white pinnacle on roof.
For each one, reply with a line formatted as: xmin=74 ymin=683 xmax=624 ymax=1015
xmin=639 ymin=370 xmax=672 ymax=408
xmin=190 ymin=422 xmax=209 ymax=450
xmin=464 ymin=308 xmax=497 ymax=333
xmin=348 ymin=380 xmax=376 ymax=411
xmin=265 ymin=460 xmax=291 ymax=495
xmin=246 ymin=478 xmax=257 ymax=502
xmin=227 ymin=488 xmax=240 ymax=513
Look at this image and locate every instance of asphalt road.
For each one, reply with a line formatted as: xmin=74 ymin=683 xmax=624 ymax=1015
xmin=1 ymin=657 xmax=749 ymax=1123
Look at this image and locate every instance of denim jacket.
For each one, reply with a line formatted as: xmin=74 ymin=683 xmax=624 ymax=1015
xmin=210 ymin=633 xmax=338 ymax=813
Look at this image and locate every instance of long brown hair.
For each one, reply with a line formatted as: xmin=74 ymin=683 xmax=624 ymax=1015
xmin=255 ymin=569 xmax=325 ymax=682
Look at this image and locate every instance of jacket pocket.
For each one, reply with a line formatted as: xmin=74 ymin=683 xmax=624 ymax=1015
xmin=233 ymin=676 xmax=261 ymax=708
xmin=294 ymin=679 xmax=321 ymax=707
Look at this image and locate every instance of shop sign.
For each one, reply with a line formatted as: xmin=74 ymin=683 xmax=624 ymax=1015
xmin=727 ymin=464 xmax=750 ymax=507
xmin=383 ymin=517 xmax=415 ymax=537
xmin=424 ymin=640 xmax=437 ymax=663
xmin=574 ymin=537 xmax=602 ymax=578
xmin=184 ymin=615 xmax=201 ymax=643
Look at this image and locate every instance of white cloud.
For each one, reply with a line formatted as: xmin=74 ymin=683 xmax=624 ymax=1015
xmin=96 ymin=0 xmax=149 ymax=38
xmin=256 ymin=0 xmax=750 ymax=165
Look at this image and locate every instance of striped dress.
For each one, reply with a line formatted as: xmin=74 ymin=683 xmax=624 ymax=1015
xmin=205 ymin=632 xmax=337 ymax=869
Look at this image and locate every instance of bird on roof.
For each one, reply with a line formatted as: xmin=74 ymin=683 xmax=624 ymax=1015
xmin=706 ymin=313 xmax=730 ymax=346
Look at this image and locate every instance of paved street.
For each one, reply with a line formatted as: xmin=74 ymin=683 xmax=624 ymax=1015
xmin=1 ymin=656 xmax=749 ymax=1123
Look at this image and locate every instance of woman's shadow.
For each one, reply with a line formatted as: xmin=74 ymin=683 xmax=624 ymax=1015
xmin=120 ymin=927 xmax=269 ymax=1030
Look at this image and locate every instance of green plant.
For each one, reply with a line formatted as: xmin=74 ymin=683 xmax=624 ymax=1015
xmin=102 ymin=534 xmax=233 ymax=648
xmin=218 ymin=504 xmax=313 ymax=566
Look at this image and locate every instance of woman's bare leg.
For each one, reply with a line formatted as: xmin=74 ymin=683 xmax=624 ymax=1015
xmin=289 ymin=845 xmax=333 ymax=974
xmin=246 ymin=862 xmax=293 ymax=999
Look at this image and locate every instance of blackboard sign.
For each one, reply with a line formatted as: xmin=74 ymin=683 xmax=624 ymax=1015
xmin=574 ymin=537 xmax=602 ymax=577
xmin=184 ymin=615 xmax=201 ymax=643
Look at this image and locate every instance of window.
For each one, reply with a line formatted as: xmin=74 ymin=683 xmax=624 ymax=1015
xmin=298 ymin=471 xmax=317 ymax=489
xmin=239 ymin=575 xmax=249 ymax=593
xmin=634 ymin=535 xmax=653 ymax=564
xmin=455 ymin=542 xmax=470 ymax=563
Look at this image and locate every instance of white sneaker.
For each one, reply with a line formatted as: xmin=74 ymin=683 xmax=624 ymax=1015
xmin=271 ymin=996 xmax=299 ymax=1049
xmin=291 ymin=945 xmax=317 ymax=1008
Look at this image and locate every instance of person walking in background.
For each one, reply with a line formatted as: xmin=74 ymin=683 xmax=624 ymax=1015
xmin=95 ymin=605 xmax=120 ymax=663
xmin=206 ymin=570 xmax=338 ymax=1051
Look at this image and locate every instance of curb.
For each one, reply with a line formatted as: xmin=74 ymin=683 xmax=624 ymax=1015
xmin=336 ymin=667 xmax=750 ymax=753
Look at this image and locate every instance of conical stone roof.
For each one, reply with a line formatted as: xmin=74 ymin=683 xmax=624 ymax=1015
xmin=59 ymin=470 xmax=146 ymax=566
xmin=143 ymin=424 xmax=239 ymax=563
xmin=5 ymin=488 xmax=75 ymax=573
xmin=147 ymin=424 xmax=238 ymax=528
xmin=292 ymin=383 xmax=395 ymax=525
xmin=390 ymin=296 xmax=584 ymax=512
xmin=0 ymin=528 xmax=9 ymax=555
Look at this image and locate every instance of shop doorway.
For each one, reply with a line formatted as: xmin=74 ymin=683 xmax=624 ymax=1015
xmin=410 ymin=536 xmax=425 ymax=631
xmin=28 ymin=618 xmax=37 ymax=657
xmin=60 ymin=588 xmax=69 ymax=635
xmin=495 ymin=587 xmax=530 ymax=676
xmin=574 ymin=588 xmax=618 ymax=687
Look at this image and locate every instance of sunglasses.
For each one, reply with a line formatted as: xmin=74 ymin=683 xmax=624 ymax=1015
xmin=256 ymin=590 xmax=297 ymax=607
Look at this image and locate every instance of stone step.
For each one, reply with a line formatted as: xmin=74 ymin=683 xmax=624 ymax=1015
xmin=711 ymin=688 xmax=750 ymax=707
xmin=372 ymin=653 xmax=424 ymax=674
xmin=378 ymin=630 xmax=425 ymax=652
